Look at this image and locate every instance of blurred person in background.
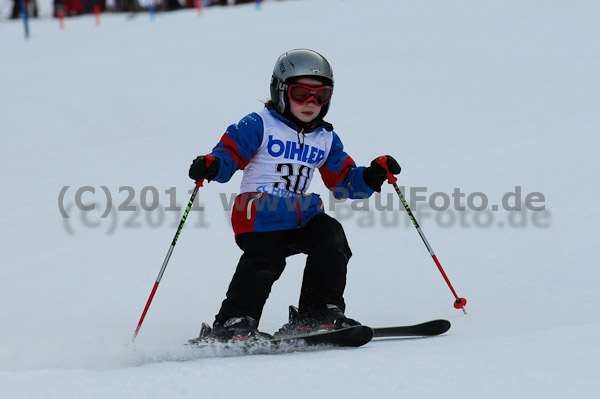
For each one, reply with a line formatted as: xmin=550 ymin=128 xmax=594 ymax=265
xmin=10 ymin=0 xmax=38 ymax=18
xmin=53 ymin=0 xmax=84 ymax=16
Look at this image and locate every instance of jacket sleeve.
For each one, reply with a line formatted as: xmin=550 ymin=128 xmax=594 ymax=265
xmin=210 ymin=113 xmax=264 ymax=183
xmin=318 ymin=132 xmax=375 ymax=199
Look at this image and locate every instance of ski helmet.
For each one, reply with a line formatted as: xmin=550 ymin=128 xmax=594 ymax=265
xmin=270 ymin=49 xmax=334 ymax=118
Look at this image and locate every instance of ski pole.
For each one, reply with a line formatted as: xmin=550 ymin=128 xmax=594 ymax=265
xmin=376 ymin=157 xmax=467 ymax=314
xmin=20 ymin=0 xmax=30 ymax=39
xmin=131 ymin=155 xmax=215 ymax=342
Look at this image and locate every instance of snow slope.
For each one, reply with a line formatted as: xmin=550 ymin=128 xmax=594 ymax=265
xmin=1 ymin=1 xmax=599 ymax=398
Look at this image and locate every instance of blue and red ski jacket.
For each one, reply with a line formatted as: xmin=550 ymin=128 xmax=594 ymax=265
xmin=209 ymin=108 xmax=375 ymax=236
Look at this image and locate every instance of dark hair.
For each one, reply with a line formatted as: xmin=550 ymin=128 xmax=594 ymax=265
xmin=264 ymin=100 xmax=277 ymax=110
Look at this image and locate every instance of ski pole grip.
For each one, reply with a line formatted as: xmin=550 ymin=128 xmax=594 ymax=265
xmin=376 ymin=156 xmax=398 ymax=184
xmin=195 ymin=154 xmax=216 ymax=187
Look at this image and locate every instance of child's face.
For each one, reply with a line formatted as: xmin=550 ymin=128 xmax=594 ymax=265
xmin=288 ymin=77 xmax=325 ymax=124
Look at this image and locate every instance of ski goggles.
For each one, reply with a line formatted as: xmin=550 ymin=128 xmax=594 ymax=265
xmin=287 ymin=84 xmax=333 ymax=106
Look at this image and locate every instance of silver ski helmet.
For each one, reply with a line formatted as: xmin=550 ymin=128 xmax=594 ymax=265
xmin=270 ymin=49 xmax=334 ymax=118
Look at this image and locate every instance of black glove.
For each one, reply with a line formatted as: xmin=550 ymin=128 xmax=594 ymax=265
xmin=189 ymin=155 xmax=220 ymax=182
xmin=362 ymin=155 xmax=401 ymax=192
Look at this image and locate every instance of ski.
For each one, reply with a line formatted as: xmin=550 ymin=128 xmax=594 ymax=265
xmin=186 ymin=320 xmax=449 ymax=357
xmin=278 ymin=325 xmax=374 ymax=348
xmin=188 ymin=325 xmax=373 ymax=354
xmin=372 ymin=319 xmax=451 ymax=338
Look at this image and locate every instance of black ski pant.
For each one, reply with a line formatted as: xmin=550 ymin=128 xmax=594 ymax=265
xmin=214 ymin=213 xmax=352 ymax=325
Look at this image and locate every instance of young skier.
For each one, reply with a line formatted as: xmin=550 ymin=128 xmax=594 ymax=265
xmin=189 ymin=49 xmax=400 ymax=341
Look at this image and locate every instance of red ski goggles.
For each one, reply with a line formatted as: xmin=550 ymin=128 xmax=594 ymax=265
xmin=287 ymin=84 xmax=333 ymax=106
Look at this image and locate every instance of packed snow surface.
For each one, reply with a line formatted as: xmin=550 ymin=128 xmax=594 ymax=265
xmin=1 ymin=0 xmax=599 ymax=398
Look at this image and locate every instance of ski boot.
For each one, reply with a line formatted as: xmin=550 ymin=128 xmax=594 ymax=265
xmin=189 ymin=315 xmax=273 ymax=345
xmin=274 ymin=305 xmax=361 ymax=338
